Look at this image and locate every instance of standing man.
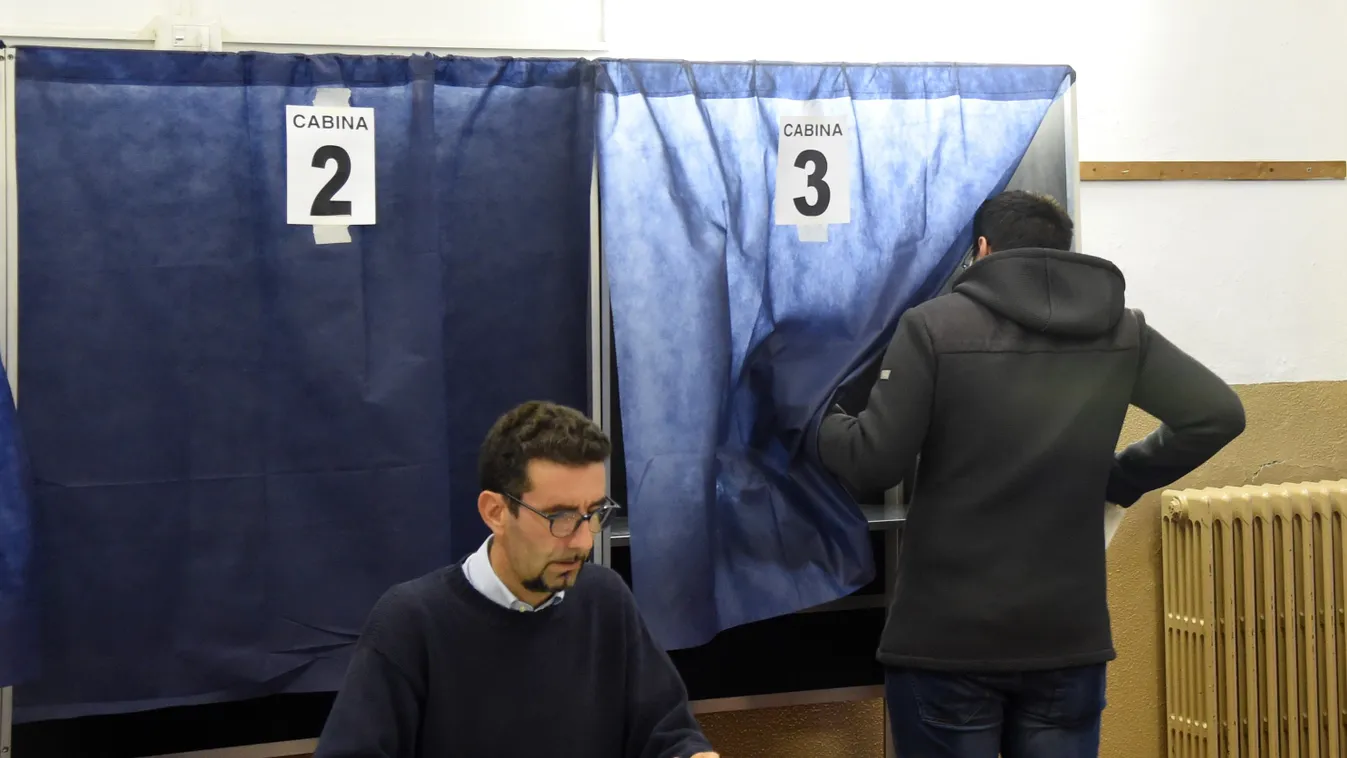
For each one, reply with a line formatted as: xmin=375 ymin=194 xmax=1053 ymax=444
xmin=815 ymin=190 xmax=1245 ymax=758
xmin=316 ymin=401 xmax=718 ymax=758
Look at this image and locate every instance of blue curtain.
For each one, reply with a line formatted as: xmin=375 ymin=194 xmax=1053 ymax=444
xmin=596 ymin=60 xmax=1073 ymax=650
xmin=14 ymin=47 xmax=592 ymax=719
xmin=0 ymin=360 xmax=37 ymax=688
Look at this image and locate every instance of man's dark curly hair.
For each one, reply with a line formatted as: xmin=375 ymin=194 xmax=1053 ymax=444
xmin=478 ymin=401 xmax=611 ymax=512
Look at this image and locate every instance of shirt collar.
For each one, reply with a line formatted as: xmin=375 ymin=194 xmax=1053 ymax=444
xmin=462 ymin=536 xmax=564 ymax=612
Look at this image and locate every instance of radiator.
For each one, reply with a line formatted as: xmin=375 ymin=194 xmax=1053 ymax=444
xmin=1162 ymin=480 xmax=1347 ymax=758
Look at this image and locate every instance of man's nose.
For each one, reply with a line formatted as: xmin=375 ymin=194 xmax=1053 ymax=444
xmin=567 ymin=523 xmax=594 ymax=552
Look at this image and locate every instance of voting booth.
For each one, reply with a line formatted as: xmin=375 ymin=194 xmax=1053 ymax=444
xmin=2 ymin=46 xmax=594 ymax=754
xmin=596 ymin=60 xmax=1082 ymax=711
xmin=0 ymin=45 xmax=1080 ymax=757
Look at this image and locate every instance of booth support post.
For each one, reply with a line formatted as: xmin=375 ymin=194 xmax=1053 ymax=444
xmin=0 ymin=44 xmax=18 ymax=758
xmin=881 ymin=524 xmax=900 ymax=758
xmin=588 ymin=153 xmax=613 ymax=569
xmin=1 ymin=687 xmax=11 ymax=758
xmin=1064 ymin=81 xmax=1082 ymax=251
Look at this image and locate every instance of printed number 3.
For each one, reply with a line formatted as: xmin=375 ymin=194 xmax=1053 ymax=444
xmin=793 ymin=149 xmax=830 ymax=217
xmin=311 ymin=145 xmax=352 ymax=217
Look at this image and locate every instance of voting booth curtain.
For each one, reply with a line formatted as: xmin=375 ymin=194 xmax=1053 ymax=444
xmin=0 ymin=361 xmax=36 ymax=688
xmin=13 ymin=47 xmax=592 ymax=719
xmin=596 ymin=60 xmax=1075 ymax=650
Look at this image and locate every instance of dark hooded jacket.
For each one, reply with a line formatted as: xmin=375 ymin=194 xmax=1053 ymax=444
xmin=817 ymin=248 xmax=1245 ymax=671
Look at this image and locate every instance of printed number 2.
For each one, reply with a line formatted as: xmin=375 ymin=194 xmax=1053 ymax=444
xmin=310 ymin=145 xmax=352 ymax=217
xmin=793 ymin=149 xmax=830 ymax=217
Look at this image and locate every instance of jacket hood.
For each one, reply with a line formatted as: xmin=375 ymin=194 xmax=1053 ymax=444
xmin=952 ymin=248 xmax=1126 ymax=336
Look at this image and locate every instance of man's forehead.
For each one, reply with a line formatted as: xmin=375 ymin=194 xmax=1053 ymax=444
xmin=525 ymin=459 xmax=605 ymax=485
xmin=524 ymin=460 xmax=606 ymax=502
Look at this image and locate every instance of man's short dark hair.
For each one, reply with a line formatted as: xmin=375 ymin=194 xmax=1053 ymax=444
xmin=972 ymin=190 xmax=1074 ymax=252
xmin=478 ymin=401 xmax=611 ymax=509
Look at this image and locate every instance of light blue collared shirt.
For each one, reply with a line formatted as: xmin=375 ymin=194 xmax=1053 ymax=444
xmin=461 ymin=536 xmax=564 ymax=612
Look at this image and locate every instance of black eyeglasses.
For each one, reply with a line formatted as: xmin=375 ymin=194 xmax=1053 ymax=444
xmin=502 ymin=493 xmax=622 ymax=538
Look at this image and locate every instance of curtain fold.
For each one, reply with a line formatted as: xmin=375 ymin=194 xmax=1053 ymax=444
xmin=596 ymin=60 xmax=1074 ymax=649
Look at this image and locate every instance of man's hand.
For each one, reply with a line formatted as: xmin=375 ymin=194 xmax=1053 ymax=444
xmin=688 ymin=753 xmax=720 ymax=758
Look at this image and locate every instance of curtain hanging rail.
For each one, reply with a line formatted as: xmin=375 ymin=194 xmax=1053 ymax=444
xmin=0 ymin=26 xmax=606 ymax=54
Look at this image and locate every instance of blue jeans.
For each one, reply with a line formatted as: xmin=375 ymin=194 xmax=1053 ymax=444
xmin=884 ymin=664 xmax=1107 ymax=758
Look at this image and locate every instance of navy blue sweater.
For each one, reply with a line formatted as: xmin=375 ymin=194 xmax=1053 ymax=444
xmin=314 ymin=561 xmax=712 ymax=758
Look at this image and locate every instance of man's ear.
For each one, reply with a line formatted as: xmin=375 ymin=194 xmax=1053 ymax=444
xmin=479 ymin=491 xmax=507 ymax=535
xmin=975 ymin=236 xmax=992 ymax=259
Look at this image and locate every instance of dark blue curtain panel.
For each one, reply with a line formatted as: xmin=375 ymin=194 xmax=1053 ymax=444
xmin=13 ymin=47 xmax=592 ymax=718
xmin=0 ymin=360 xmax=36 ymax=688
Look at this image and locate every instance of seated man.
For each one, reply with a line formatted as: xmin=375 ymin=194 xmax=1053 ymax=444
xmin=315 ymin=401 xmax=717 ymax=758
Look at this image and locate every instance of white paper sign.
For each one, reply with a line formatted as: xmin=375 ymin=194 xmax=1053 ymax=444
xmin=286 ymin=105 xmax=377 ymax=226
xmin=775 ymin=113 xmax=851 ymax=227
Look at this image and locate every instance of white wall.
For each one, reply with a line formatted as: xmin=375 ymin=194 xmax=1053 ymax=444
xmin=4 ymin=0 xmax=1345 ymax=384
xmin=0 ymin=0 xmax=607 ymax=51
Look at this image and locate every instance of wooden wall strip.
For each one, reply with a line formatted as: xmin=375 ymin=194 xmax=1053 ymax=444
xmin=1080 ymin=161 xmax=1346 ymax=181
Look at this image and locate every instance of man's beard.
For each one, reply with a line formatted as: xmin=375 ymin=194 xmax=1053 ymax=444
xmin=521 ymin=554 xmax=588 ymax=594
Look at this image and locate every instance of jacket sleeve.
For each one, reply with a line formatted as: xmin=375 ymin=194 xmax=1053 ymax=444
xmin=816 ymin=310 xmax=936 ymax=495
xmin=313 ymin=590 xmax=426 ymax=758
xmin=619 ymin=583 xmax=713 ymax=758
xmin=1106 ymin=317 xmax=1246 ymax=506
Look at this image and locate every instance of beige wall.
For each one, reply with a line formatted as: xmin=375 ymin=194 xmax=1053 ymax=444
xmin=697 ymin=381 xmax=1347 ymax=758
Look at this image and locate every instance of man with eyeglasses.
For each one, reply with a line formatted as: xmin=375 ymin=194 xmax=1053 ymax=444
xmin=315 ymin=401 xmax=718 ymax=758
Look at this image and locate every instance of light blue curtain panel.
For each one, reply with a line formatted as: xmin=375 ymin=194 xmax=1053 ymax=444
xmin=597 ymin=60 xmax=1074 ymax=649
